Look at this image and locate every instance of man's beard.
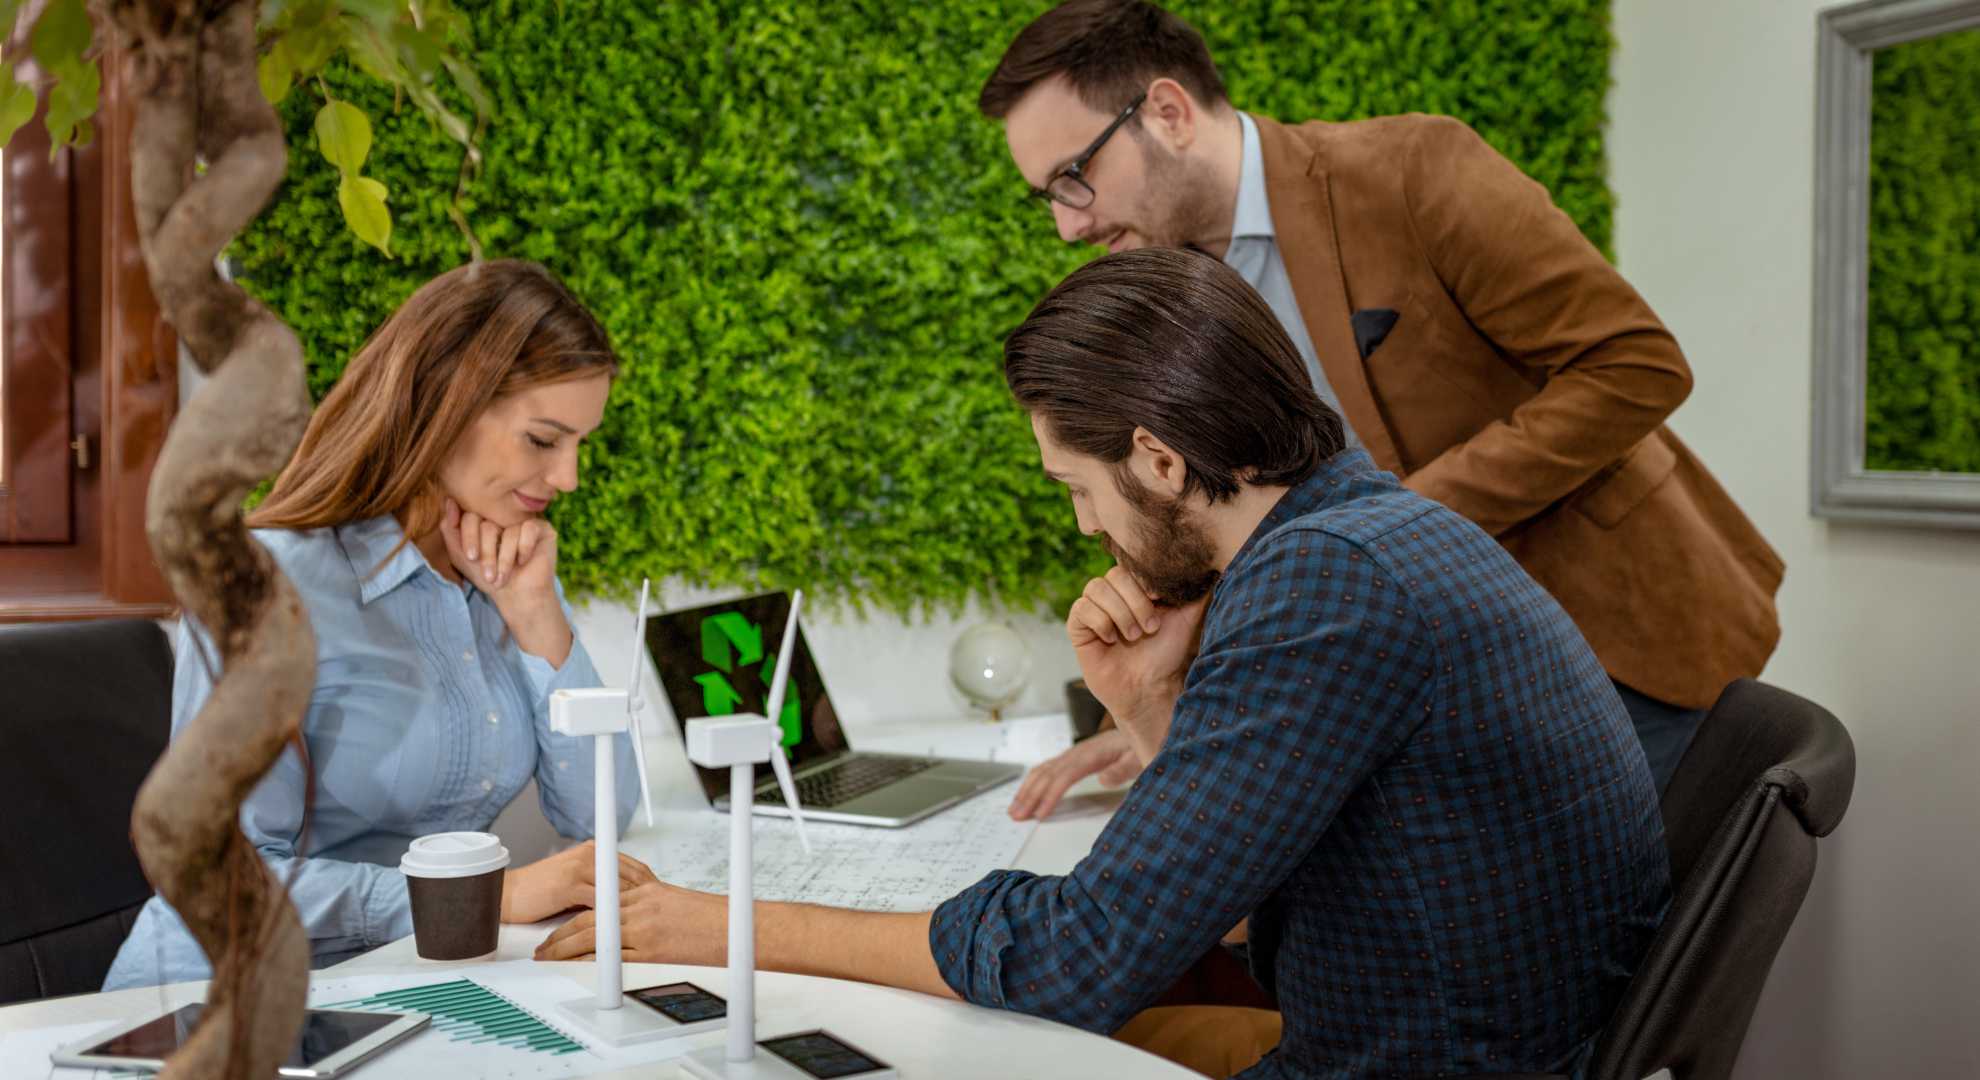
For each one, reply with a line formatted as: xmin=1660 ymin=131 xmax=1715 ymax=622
xmin=1132 ymin=135 xmax=1223 ymax=251
xmin=1099 ymin=470 xmax=1221 ymax=606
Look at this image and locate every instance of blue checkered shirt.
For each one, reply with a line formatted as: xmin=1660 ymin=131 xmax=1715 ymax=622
xmin=931 ymin=449 xmax=1670 ymax=1078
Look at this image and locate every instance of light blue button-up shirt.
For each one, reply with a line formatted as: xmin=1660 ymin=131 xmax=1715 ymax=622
xmin=103 ymin=515 xmax=636 ymax=989
xmin=1222 ymin=111 xmax=1361 ymax=449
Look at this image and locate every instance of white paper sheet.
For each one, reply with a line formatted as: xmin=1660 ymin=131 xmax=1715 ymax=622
xmin=307 ymin=965 xmax=704 ymax=1077
xmin=631 ymin=786 xmax=1039 ymax=912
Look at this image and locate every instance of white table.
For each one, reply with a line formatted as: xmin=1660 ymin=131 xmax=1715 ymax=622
xmin=0 ymin=721 xmax=1181 ymax=1078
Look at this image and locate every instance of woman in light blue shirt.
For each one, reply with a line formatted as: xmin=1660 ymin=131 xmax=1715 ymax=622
xmin=105 ymin=260 xmax=650 ymax=989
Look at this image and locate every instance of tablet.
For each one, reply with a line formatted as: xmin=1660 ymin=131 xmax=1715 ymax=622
xmin=758 ymin=1030 xmax=898 ymax=1079
xmin=628 ymin=981 xmax=727 ymax=1024
xmin=51 ymin=1004 xmax=428 ymax=1079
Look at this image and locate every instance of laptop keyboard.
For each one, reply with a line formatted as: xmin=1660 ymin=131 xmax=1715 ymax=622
xmin=762 ymin=756 xmax=942 ymax=809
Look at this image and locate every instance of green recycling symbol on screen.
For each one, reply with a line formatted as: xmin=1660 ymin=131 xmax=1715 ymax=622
xmin=692 ymin=612 xmax=800 ymax=756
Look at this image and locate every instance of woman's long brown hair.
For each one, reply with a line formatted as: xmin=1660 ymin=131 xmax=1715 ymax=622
xmin=249 ymin=260 xmax=618 ymax=543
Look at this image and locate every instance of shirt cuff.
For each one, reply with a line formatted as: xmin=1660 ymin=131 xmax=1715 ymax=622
xmin=521 ymin=638 xmax=602 ymax=701
xmin=929 ymin=870 xmax=1033 ymax=1008
xmin=364 ymin=867 xmax=412 ymax=947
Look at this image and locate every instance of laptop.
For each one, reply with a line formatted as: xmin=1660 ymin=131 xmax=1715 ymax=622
xmin=646 ymin=591 xmax=1024 ymax=827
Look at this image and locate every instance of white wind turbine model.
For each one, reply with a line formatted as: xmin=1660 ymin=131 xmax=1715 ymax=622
xmin=548 ymin=577 xmax=679 ymax=1044
xmin=684 ymin=592 xmax=893 ymax=1080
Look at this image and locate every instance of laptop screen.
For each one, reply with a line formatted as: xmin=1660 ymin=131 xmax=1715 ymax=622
xmin=645 ymin=591 xmax=848 ymax=802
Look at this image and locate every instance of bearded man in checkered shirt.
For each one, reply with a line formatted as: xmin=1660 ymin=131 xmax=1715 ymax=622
xmin=542 ymin=247 xmax=1670 ymax=1080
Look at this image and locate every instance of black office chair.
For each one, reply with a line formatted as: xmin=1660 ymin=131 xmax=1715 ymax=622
xmin=0 ymin=619 xmax=174 ymax=1003
xmin=1445 ymin=678 xmax=1857 ymax=1080
xmin=1581 ymin=678 xmax=1856 ymax=1079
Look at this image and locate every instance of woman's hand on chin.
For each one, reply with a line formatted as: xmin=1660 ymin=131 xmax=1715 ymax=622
xmin=442 ymin=496 xmax=573 ymax=665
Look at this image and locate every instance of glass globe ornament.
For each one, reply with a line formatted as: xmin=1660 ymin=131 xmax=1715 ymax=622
xmin=948 ymin=622 xmax=1033 ymax=722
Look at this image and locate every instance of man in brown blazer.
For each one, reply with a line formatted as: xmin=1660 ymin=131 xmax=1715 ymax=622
xmin=990 ymin=0 xmax=1785 ymax=816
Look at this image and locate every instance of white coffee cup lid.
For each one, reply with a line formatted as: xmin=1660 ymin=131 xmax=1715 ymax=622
xmin=401 ymin=832 xmax=510 ymax=879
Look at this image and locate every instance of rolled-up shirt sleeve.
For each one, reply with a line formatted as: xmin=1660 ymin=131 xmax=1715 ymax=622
xmin=930 ymin=529 xmax=1435 ymax=1033
xmin=525 ymin=584 xmax=638 ymax=838
xmin=241 ymin=745 xmax=412 ymax=953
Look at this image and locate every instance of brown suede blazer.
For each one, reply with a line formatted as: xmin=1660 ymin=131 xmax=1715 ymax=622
xmin=1254 ymin=113 xmax=1782 ymax=709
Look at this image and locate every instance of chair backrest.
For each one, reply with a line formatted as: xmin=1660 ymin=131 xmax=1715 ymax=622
xmin=1588 ymin=679 xmax=1856 ymax=1080
xmin=0 ymin=619 xmax=173 ymax=1003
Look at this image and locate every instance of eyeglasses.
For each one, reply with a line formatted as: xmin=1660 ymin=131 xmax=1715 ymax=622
xmin=1029 ymin=92 xmax=1147 ymax=210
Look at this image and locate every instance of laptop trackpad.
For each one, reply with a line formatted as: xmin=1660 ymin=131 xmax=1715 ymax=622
xmin=836 ymin=777 xmax=979 ymax=819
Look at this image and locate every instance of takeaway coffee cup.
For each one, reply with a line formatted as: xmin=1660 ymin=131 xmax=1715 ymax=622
xmin=400 ymin=831 xmax=510 ymax=961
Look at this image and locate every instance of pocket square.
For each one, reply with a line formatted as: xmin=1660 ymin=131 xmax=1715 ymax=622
xmin=1351 ymin=308 xmax=1401 ymax=361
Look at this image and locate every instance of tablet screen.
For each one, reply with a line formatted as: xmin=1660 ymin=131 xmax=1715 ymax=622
xmin=759 ymin=1030 xmax=890 ymax=1078
xmin=628 ymin=981 xmax=727 ymax=1023
xmin=84 ymin=1006 xmax=404 ymax=1066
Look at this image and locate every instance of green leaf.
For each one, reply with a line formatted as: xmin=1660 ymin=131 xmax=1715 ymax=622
xmin=336 ymin=173 xmax=391 ymax=256
xmin=29 ymin=0 xmax=97 ymax=155
xmin=29 ymin=0 xmax=91 ymax=74
xmin=441 ymin=54 xmax=493 ymax=120
xmin=0 ymin=64 xmax=35 ymax=147
xmin=42 ymin=54 xmax=98 ymax=155
xmin=257 ymin=42 xmax=293 ymax=105
xmin=281 ymin=0 xmax=341 ymax=71
xmin=389 ymin=20 xmax=444 ymax=82
xmin=314 ymin=99 xmax=372 ymax=175
xmin=287 ymin=22 xmax=339 ymax=74
xmin=402 ymin=80 xmax=470 ymax=148
xmin=257 ymin=0 xmax=296 ymax=32
xmin=337 ymin=0 xmax=399 ymax=23
xmin=342 ymin=22 xmax=401 ymax=84
xmin=411 ymin=0 xmax=469 ymax=40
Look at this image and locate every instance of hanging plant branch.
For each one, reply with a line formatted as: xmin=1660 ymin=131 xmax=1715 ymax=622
xmin=112 ymin=0 xmax=317 ymax=1069
xmin=0 ymin=1 xmax=496 ymax=1076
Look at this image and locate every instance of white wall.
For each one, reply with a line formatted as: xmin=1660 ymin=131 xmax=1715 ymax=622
xmin=1609 ymin=2 xmax=1980 ymax=1075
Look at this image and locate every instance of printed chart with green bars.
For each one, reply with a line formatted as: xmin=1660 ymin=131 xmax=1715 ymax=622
xmin=319 ymin=978 xmax=585 ymax=1055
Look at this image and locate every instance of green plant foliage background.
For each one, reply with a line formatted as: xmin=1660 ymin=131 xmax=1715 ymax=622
xmin=234 ymin=0 xmax=1616 ymax=613
xmin=1865 ymin=29 xmax=1980 ymax=473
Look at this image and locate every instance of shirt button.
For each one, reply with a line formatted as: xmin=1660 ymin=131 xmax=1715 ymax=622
xmin=481 ymin=779 xmax=494 ymax=792
xmin=487 ymin=711 xmax=500 ymax=725
xmin=462 ymin=650 xmax=476 ymax=663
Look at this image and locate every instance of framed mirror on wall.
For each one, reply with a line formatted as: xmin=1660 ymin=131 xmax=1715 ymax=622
xmin=1812 ymin=0 xmax=1980 ymax=527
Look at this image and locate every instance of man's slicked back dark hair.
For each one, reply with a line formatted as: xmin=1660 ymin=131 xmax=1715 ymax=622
xmin=1004 ymin=248 xmax=1345 ymax=502
xmin=979 ymin=0 xmax=1228 ymax=120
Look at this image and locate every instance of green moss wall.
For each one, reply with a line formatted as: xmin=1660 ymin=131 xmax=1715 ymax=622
xmin=1865 ymin=28 xmax=1980 ymax=474
xmin=235 ymin=0 xmax=1617 ymax=611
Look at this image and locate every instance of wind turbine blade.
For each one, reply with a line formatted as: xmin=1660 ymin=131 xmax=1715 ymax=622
xmin=764 ymin=590 xmax=810 ymax=856
xmin=764 ymin=590 xmax=801 ymax=728
xmin=624 ymin=577 xmax=657 ymax=828
xmin=766 ymin=739 xmax=811 ymax=857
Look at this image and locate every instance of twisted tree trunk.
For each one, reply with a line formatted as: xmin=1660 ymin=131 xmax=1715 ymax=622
xmin=112 ymin=1 xmax=316 ymax=1076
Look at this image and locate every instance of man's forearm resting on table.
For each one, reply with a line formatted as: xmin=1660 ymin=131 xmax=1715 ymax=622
xmin=705 ymin=897 xmax=958 ymax=1001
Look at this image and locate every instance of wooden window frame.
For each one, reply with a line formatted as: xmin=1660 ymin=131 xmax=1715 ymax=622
xmin=1 ymin=54 xmax=73 ymax=544
xmin=0 ymin=47 xmax=179 ymax=620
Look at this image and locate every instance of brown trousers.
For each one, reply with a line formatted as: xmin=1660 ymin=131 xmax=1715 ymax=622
xmin=1114 ymin=1006 xmax=1283 ymax=1078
